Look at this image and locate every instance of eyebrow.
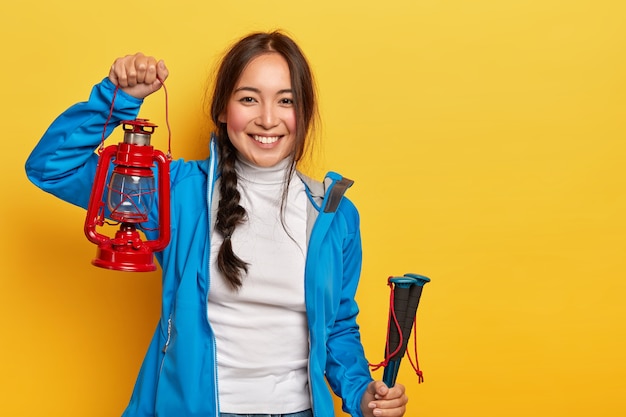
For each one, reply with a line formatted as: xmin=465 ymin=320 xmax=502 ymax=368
xmin=234 ymin=86 xmax=293 ymax=95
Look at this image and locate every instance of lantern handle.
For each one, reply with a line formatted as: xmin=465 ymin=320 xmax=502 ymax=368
xmin=101 ymin=77 xmax=172 ymax=159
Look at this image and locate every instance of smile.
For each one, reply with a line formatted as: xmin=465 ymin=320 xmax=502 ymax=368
xmin=252 ymin=134 xmax=280 ymax=144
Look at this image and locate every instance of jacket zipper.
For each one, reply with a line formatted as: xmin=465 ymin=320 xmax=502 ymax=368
xmin=307 ymin=342 xmax=317 ymax=417
xmin=206 ymin=139 xmax=221 ymax=416
xmin=158 ymin=315 xmax=172 ymax=377
xmin=162 ymin=316 xmax=172 ymax=353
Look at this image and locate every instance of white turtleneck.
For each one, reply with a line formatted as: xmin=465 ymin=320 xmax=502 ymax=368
xmin=208 ymin=156 xmax=311 ymax=414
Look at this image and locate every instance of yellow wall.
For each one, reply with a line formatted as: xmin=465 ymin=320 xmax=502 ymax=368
xmin=1 ymin=1 xmax=625 ymax=416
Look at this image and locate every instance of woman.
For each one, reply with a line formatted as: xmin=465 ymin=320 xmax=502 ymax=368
xmin=25 ymin=31 xmax=408 ymax=417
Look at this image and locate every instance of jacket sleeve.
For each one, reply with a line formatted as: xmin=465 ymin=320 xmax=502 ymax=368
xmin=25 ymin=78 xmax=143 ymax=209
xmin=325 ymin=198 xmax=373 ymax=417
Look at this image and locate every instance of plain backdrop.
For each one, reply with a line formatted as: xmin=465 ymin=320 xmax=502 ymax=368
xmin=1 ymin=1 xmax=625 ymax=416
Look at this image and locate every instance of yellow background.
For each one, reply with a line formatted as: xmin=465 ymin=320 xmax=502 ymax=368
xmin=1 ymin=0 xmax=625 ymax=416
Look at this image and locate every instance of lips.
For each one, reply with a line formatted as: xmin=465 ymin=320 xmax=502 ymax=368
xmin=252 ymin=134 xmax=280 ymax=144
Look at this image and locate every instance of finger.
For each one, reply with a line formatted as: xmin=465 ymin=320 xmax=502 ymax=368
xmin=156 ymin=59 xmax=169 ymax=83
xmin=368 ymin=383 xmax=407 ymax=415
xmin=110 ymin=54 xmax=135 ymax=88
xmin=369 ymin=398 xmax=407 ymax=417
xmin=383 ymin=383 xmax=405 ymax=397
xmin=143 ymin=56 xmax=159 ymax=85
xmin=109 ymin=57 xmax=126 ymax=87
xmin=125 ymin=53 xmax=143 ymax=87
xmin=134 ymin=54 xmax=157 ymax=84
xmin=144 ymin=59 xmax=166 ymax=93
xmin=374 ymin=394 xmax=407 ymax=408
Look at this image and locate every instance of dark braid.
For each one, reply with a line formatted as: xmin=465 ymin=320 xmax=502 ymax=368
xmin=208 ymin=31 xmax=319 ymax=290
xmin=215 ymin=125 xmax=248 ymax=289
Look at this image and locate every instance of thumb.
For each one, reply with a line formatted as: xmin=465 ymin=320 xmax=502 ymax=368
xmin=369 ymin=381 xmax=390 ymax=399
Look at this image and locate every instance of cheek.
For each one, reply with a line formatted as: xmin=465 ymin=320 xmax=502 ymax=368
xmin=284 ymin=109 xmax=297 ymax=134
xmin=224 ymin=106 xmax=249 ymax=134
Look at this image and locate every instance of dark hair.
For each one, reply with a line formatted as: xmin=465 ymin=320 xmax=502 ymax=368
xmin=210 ymin=30 xmax=318 ymax=289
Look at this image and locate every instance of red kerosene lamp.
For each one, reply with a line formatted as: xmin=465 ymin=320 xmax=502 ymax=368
xmin=84 ymin=119 xmax=171 ymax=272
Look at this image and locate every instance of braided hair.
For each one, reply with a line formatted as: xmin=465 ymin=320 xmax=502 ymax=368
xmin=209 ymin=31 xmax=318 ymax=289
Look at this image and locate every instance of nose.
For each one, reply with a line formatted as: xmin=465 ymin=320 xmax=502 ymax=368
xmin=255 ymin=103 xmax=279 ymax=129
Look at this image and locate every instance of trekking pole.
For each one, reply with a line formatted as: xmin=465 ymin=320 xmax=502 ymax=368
xmin=382 ymin=273 xmax=430 ymax=387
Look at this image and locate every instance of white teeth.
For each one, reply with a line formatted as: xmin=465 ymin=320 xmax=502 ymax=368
xmin=253 ymin=135 xmax=280 ymax=144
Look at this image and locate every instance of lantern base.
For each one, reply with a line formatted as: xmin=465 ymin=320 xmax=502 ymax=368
xmin=93 ymin=244 xmax=156 ymax=272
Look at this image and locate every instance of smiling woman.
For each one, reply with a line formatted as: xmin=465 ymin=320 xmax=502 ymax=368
xmin=24 ymin=31 xmax=409 ymax=417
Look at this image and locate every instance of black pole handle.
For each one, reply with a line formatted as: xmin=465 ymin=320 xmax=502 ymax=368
xmin=382 ymin=273 xmax=430 ymax=386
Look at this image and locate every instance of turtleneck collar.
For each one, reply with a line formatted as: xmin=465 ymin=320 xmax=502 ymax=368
xmin=235 ymin=154 xmax=294 ymax=185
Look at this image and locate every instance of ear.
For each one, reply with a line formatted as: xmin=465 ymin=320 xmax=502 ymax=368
xmin=218 ymin=111 xmax=227 ymax=124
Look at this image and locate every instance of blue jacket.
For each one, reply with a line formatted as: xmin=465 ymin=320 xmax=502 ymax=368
xmin=25 ymin=79 xmax=373 ymax=417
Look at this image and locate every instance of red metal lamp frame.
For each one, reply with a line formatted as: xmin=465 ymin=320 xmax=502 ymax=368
xmin=84 ymin=119 xmax=171 ymax=272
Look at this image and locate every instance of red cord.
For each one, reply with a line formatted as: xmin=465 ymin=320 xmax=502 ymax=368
xmin=100 ymin=85 xmax=119 ymax=153
xmin=369 ymin=278 xmax=404 ymax=371
xmin=156 ymin=76 xmax=173 ymax=159
xmin=406 ymin=318 xmax=424 ymax=383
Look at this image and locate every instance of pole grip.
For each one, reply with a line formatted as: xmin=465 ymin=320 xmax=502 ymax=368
xmin=383 ymin=273 xmax=430 ymax=386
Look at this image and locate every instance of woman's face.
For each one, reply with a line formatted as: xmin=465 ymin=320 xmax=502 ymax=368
xmin=219 ymin=52 xmax=297 ymax=168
